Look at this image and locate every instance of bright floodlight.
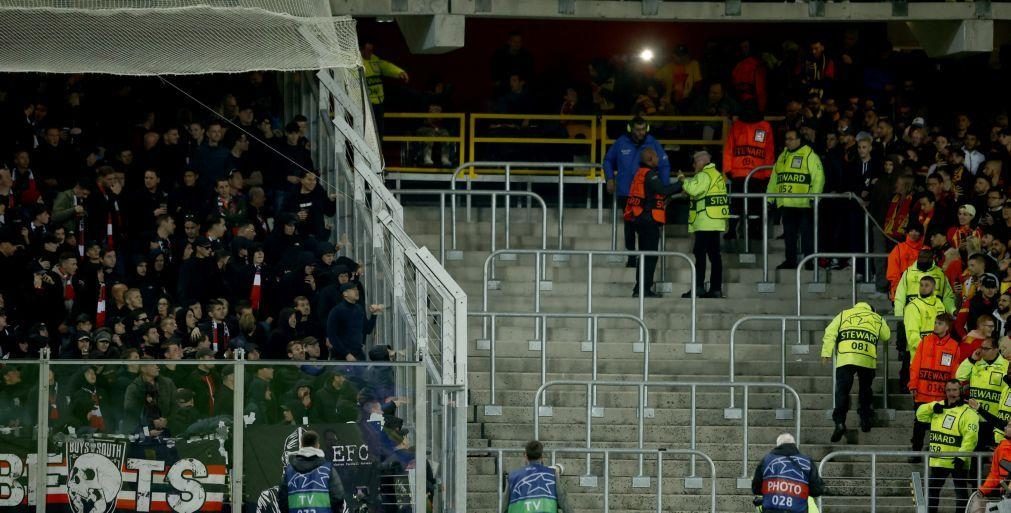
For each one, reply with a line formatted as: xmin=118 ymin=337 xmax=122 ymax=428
xmin=639 ymin=48 xmax=655 ymax=62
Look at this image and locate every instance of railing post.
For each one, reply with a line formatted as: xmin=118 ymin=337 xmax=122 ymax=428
xmin=586 ymin=254 xmax=594 ymax=344
xmin=489 ymin=194 xmax=497 ymax=281
xmin=585 ymin=382 xmax=593 ymax=473
xmin=852 ymin=255 xmax=858 ymax=304
xmin=813 ymin=196 xmax=821 ymax=282
xmin=610 ymin=191 xmax=618 ymax=252
xmin=870 ymin=453 xmax=877 ymax=513
xmin=690 ymin=384 xmax=697 ymax=478
xmin=557 ymin=164 xmax=565 ymax=251
xmin=505 ymin=164 xmax=511 ymax=251
xmin=759 ymin=199 xmax=773 ymax=291
xmin=439 ymin=193 xmax=446 ymax=264
xmin=737 ymin=385 xmax=751 ymax=489
xmin=232 ymin=349 xmax=246 ymax=511
xmin=656 ymin=451 xmax=663 ymax=513
xmin=487 ymin=315 xmax=500 ymax=415
xmin=34 ymin=347 xmax=50 ymax=513
xmin=637 ymin=383 xmax=646 ymax=479
xmin=638 ymin=256 xmax=645 ymax=319
xmin=532 ymin=251 xmax=543 ymax=358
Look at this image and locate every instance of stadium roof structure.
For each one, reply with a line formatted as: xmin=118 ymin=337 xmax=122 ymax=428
xmin=0 ymin=1 xmax=361 ymax=75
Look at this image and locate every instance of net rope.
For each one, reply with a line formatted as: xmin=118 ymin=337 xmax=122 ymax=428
xmin=0 ymin=1 xmax=361 ymax=75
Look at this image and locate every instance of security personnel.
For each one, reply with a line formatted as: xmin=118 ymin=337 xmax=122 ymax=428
xmin=915 ymin=379 xmax=979 ymax=513
xmin=751 ymin=433 xmax=825 ymax=513
xmin=892 ymin=249 xmax=957 ymax=317
xmin=723 ymin=102 xmax=774 ymax=240
xmin=604 ymin=116 xmax=671 ymax=268
xmin=624 ymin=148 xmax=682 ymax=298
xmin=277 ymin=430 xmax=346 ymax=513
xmin=361 ymin=42 xmax=408 ymax=136
xmin=503 ymin=440 xmax=570 ymax=513
xmin=681 ymin=150 xmax=730 ymax=298
xmin=766 ymin=129 xmax=824 ymax=270
xmin=903 ymin=276 xmax=948 ymax=359
xmin=908 ymin=314 xmax=960 ymax=456
xmin=956 ymin=338 xmax=1009 ymax=451
xmin=821 ymin=302 xmax=890 ymax=442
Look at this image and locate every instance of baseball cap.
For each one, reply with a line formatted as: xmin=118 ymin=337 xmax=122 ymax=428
xmin=76 ymin=331 xmax=92 ymax=341
xmin=912 ymin=117 xmax=926 ymax=127
xmin=340 ymin=283 xmax=357 ymax=293
xmin=982 ymin=273 xmax=1000 ymax=289
xmin=959 ymin=204 xmax=977 ymax=217
xmin=194 ymin=236 xmax=212 ymax=248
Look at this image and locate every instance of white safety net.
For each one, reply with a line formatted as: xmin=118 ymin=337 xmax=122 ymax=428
xmin=0 ymin=1 xmax=361 ymax=75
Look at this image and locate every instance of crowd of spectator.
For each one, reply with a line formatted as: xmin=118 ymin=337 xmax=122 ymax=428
xmin=0 ymin=72 xmax=407 ymax=446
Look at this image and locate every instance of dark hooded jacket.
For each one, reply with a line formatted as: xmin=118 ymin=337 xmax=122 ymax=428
xmin=277 ymin=446 xmax=347 ymax=513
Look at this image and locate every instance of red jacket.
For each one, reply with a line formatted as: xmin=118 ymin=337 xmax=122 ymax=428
xmin=723 ymin=120 xmax=775 ymax=180
xmin=908 ymin=333 xmax=960 ymax=403
xmin=980 ymin=438 xmax=1011 ymax=495
xmin=887 ymin=235 xmax=924 ymax=300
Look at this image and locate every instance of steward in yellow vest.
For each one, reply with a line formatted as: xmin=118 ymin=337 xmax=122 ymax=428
xmin=903 ymin=276 xmax=949 ymax=359
xmin=915 ymin=380 xmax=979 ymax=511
xmin=678 ymin=151 xmax=728 ymax=299
xmin=956 ymin=340 xmax=1009 ymax=451
xmin=821 ymin=302 xmax=891 ymax=442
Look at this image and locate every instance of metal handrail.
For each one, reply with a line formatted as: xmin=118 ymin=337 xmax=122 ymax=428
xmin=911 ymin=472 xmax=927 ymax=513
xmin=795 ymin=252 xmax=891 ymax=314
xmin=467 ymin=446 xmax=718 ymax=513
xmin=451 ymin=161 xmax=606 ymax=254
xmin=818 ymin=450 xmax=993 ymax=513
xmin=468 ymin=311 xmax=651 ymax=415
xmin=726 ymin=313 xmax=902 ymax=416
xmin=390 ymin=189 xmax=548 ymax=266
xmin=480 ymin=248 xmax=698 ymax=349
xmin=532 ymin=379 xmax=801 ymax=487
xmin=740 ymin=164 xmax=774 ymax=253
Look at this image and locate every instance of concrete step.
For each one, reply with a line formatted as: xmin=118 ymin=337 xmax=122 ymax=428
xmin=477 ymin=295 xmax=871 ymax=316
xmin=468 ymin=389 xmax=915 ymax=412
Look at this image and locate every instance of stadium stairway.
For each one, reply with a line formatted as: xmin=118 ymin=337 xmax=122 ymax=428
xmin=401 ymin=202 xmax=943 ymax=513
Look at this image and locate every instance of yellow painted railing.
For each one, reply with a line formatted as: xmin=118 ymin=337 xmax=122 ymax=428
xmin=469 ymin=113 xmax=598 ymax=175
xmin=382 ymin=113 xmax=737 ymax=177
xmin=381 ymin=112 xmax=466 ymax=173
xmin=599 ymin=115 xmax=729 ymax=157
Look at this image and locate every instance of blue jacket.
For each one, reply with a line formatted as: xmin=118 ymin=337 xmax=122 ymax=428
xmin=603 ymin=134 xmax=670 ymax=197
xmin=325 ymin=300 xmax=376 ymax=360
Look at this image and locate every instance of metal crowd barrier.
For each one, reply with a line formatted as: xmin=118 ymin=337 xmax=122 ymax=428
xmin=390 ymin=189 xmax=548 ymax=266
xmin=469 ymin=113 xmax=599 ymax=165
xmin=480 ymin=248 xmax=699 ymax=352
xmin=795 ymin=253 xmax=890 ymax=307
xmin=599 ymin=115 xmax=730 ymax=153
xmin=467 ymin=446 xmax=717 ymax=513
xmin=468 ymin=311 xmax=651 ymax=416
xmin=739 ymin=164 xmax=774 ymax=255
xmin=818 ymin=450 xmax=993 ymax=513
xmin=725 ymin=313 xmax=902 ymax=422
xmin=532 ymin=379 xmax=801 ymax=489
xmin=451 ymin=161 xmax=605 ymax=257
